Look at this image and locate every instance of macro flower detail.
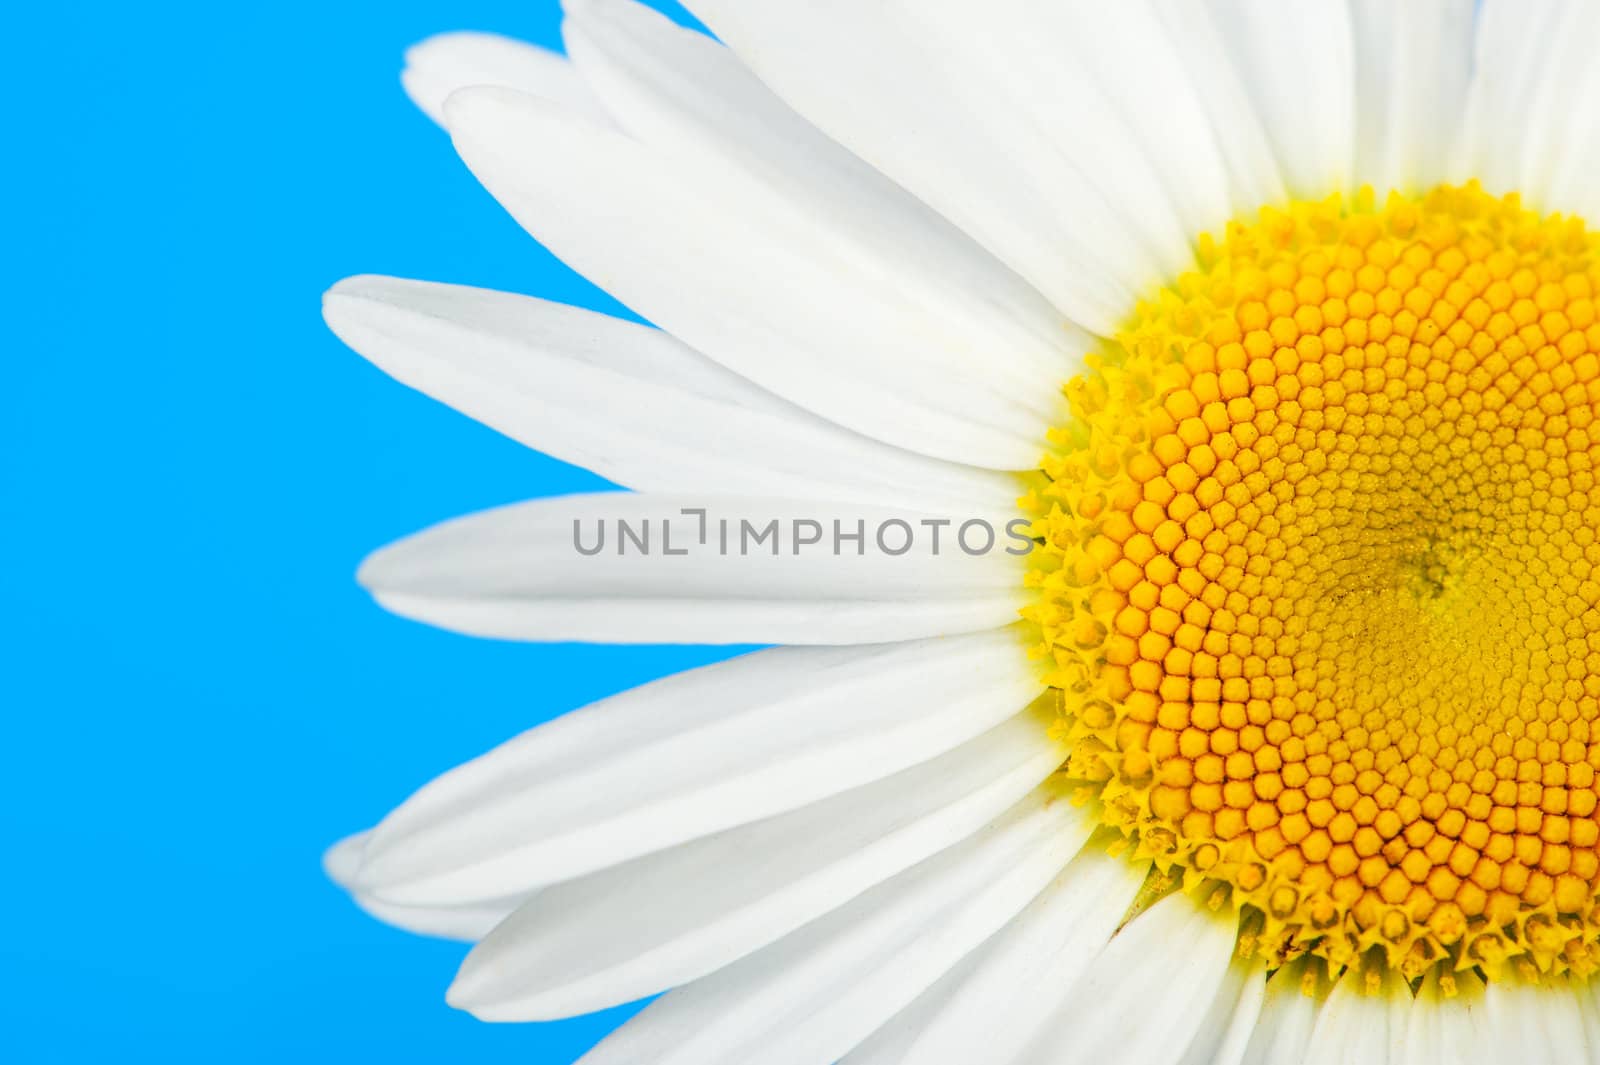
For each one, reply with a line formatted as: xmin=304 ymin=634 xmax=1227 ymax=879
xmin=324 ymin=1 xmax=1600 ymax=1062
xmin=1027 ymin=184 xmax=1600 ymax=982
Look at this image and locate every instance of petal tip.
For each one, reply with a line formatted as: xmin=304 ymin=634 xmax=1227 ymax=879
xmin=322 ymin=831 xmax=371 ymax=890
xmin=444 ymin=954 xmax=491 ymax=1011
xmin=322 ymin=272 xmax=387 ymax=312
xmin=439 ymin=82 xmax=526 ymax=138
xmin=401 ymin=32 xmax=518 ymax=127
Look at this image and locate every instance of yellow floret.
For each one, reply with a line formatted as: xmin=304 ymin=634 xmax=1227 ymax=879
xmin=1025 ymin=183 xmax=1600 ymax=981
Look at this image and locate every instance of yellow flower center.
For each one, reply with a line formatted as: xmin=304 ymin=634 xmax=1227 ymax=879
xmin=1025 ymin=183 xmax=1600 ymax=982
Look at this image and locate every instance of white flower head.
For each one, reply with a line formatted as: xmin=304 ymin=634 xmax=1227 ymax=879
xmin=325 ymin=2 xmax=1600 ymax=1061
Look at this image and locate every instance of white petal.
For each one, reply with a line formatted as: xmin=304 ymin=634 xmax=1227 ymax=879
xmin=1201 ymin=0 xmax=1357 ymax=199
xmin=873 ymin=1 xmax=1242 ymax=258
xmin=850 ymin=847 xmax=1147 ymax=1065
xmin=1481 ymin=976 xmax=1592 ymax=1063
xmin=401 ymin=32 xmax=610 ymax=128
xmin=1015 ymin=892 xmax=1241 ymax=1065
xmin=573 ymin=786 xmax=1094 ymax=1063
xmin=560 ymin=0 xmax=1084 ymax=397
xmin=1402 ymin=972 xmax=1489 ymax=1065
xmin=442 ymin=86 xmax=1063 ymax=469
xmin=1538 ymin=11 xmax=1600 ymax=220
xmin=1020 ymin=2 xmax=1266 ymax=230
xmin=1468 ymin=0 xmax=1600 ymax=218
xmin=1239 ymin=959 xmax=1326 ymax=1065
xmin=1454 ymin=0 xmax=1573 ymax=198
xmin=1146 ymin=0 xmax=1288 ymax=215
xmin=676 ymin=0 xmax=1171 ymax=334
xmin=323 ymin=276 xmax=1016 ymax=513
xmin=324 ymin=832 xmax=522 ymax=941
xmin=358 ymin=494 xmax=1030 ymax=646
xmin=448 ymin=707 xmax=1066 ymax=1020
xmin=1581 ymin=979 xmax=1600 ymax=1059
xmin=353 ymin=630 xmax=1042 ymax=906
xmin=1349 ymin=0 xmax=1475 ymax=195
xmin=1178 ymin=957 xmax=1270 ymax=1065
xmin=835 ymin=951 xmax=978 ymax=1065
xmin=1301 ymin=966 xmax=1411 ymax=1065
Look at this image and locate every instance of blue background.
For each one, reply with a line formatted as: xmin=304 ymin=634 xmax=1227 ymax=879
xmin=6 ymin=2 xmax=722 ymax=1061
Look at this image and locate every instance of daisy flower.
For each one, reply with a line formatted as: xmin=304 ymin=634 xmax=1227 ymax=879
xmin=323 ymin=1 xmax=1600 ymax=1061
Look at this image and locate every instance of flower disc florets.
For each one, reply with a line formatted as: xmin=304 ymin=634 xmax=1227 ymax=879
xmin=1026 ymin=183 xmax=1600 ymax=981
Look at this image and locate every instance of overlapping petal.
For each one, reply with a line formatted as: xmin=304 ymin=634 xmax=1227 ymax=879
xmin=324 ymin=275 xmax=1016 ymax=512
xmin=572 ymin=786 xmax=1095 ymax=1062
xmin=402 ymin=31 xmax=611 ymax=127
xmin=1349 ymin=0 xmax=1474 ymax=195
xmin=841 ymin=847 xmax=1148 ymax=1065
xmin=324 ymin=831 xmax=525 ymax=941
xmin=1011 ymin=892 xmax=1244 ymax=1065
xmin=678 ymin=0 xmax=1183 ymax=333
xmin=1457 ymin=0 xmax=1600 ymax=217
xmin=1238 ymin=960 xmax=1326 ymax=1065
xmin=1299 ymin=966 xmax=1412 ymax=1065
xmin=447 ymin=707 xmax=1065 ymax=1020
xmin=441 ymin=85 xmax=1067 ymax=469
xmin=351 ymin=630 xmax=1042 ymax=905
